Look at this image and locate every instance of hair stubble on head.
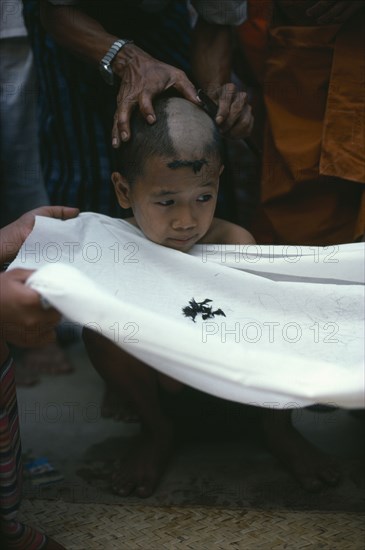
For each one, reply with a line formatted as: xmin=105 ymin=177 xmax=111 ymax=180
xmin=117 ymin=96 xmax=223 ymax=184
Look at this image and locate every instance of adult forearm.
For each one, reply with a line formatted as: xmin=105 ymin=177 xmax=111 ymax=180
xmin=191 ymin=18 xmax=233 ymax=93
xmin=40 ymin=0 xmax=117 ymax=64
xmin=191 ymin=18 xmax=253 ymax=140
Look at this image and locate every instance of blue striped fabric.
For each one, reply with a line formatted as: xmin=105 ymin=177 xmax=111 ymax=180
xmin=23 ymin=0 xmax=192 ymax=217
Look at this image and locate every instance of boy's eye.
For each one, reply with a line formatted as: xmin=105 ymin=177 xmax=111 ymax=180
xmin=197 ymin=194 xmax=212 ymax=203
xmin=157 ymin=199 xmax=174 ymax=206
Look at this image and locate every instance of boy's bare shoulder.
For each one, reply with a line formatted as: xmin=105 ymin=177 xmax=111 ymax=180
xmin=201 ymin=218 xmax=256 ymax=245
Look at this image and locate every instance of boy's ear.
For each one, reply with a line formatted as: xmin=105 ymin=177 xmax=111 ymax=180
xmin=112 ymin=172 xmax=132 ymax=209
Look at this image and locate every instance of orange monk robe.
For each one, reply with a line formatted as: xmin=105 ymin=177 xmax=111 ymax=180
xmin=238 ymin=1 xmax=365 ymax=245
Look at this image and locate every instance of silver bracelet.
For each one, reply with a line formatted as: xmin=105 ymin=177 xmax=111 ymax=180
xmin=99 ymin=39 xmax=134 ymax=85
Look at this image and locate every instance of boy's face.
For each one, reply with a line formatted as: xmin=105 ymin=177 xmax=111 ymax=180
xmin=113 ymin=155 xmax=223 ymax=252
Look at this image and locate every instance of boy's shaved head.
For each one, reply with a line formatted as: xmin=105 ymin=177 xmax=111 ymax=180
xmin=165 ymin=97 xmax=217 ymax=158
xmin=117 ymin=95 xmax=223 ymax=184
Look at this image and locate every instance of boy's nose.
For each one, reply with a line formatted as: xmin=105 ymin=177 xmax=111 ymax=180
xmin=172 ymin=209 xmax=197 ymax=231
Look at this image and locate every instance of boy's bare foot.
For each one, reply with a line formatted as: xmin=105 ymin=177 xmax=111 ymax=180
xmin=111 ymin=424 xmax=174 ymax=498
xmin=262 ymin=409 xmax=341 ymax=492
xmin=21 ymin=342 xmax=74 ymax=375
xmin=101 ymin=385 xmax=140 ymax=422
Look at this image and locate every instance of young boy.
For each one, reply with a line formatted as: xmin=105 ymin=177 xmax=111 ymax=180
xmin=83 ymin=96 xmax=339 ymax=498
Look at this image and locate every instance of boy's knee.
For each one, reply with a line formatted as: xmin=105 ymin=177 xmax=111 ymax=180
xmin=158 ymin=372 xmax=184 ymax=394
xmin=82 ymin=326 xmax=93 ymax=344
xmin=82 ymin=326 xmax=105 ymax=351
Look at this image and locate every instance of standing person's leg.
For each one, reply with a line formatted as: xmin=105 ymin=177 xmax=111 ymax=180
xmin=0 ymin=36 xmax=49 ymax=228
xmin=0 ymin=34 xmax=75 ymax=381
xmin=0 ymin=347 xmax=64 ymax=549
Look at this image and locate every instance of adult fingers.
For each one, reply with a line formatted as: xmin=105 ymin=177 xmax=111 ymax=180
xmin=21 ymin=309 xmax=61 ymax=348
xmin=13 ymin=273 xmax=62 ymax=323
xmin=112 ymin=114 xmax=121 ymax=148
xmin=223 ymin=107 xmax=254 ymax=140
xmin=138 ymin=70 xmax=199 ymax=123
xmin=317 ymin=1 xmax=347 ymax=22
xmin=4 ymin=316 xmax=59 ymax=348
xmin=331 ymin=1 xmax=364 ymax=23
xmin=23 ymin=327 xmax=58 ymax=348
xmin=217 ymin=89 xmax=254 ymax=139
xmin=39 ymin=304 xmax=62 ymax=325
xmin=11 ymin=208 xmax=79 ymax=247
xmin=19 ymin=297 xmax=62 ymax=328
xmin=171 ymin=70 xmax=200 ymax=105
xmin=45 ymin=206 xmax=80 ymax=220
xmin=218 ymin=90 xmax=248 ymax=131
xmin=306 ymin=0 xmax=362 ymax=24
xmin=29 ymin=205 xmax=79 ymax=220
xmin=7 ymin=267 xmax=35 ymax=283
xmin=113 ymin=102 xmax=134 ymax=146
xmin=139 ymin=91 xmax=157 ymax=125
xmin=113 ymin=83 xmax=139 ymax=146
xmin=215 ymin=83 xmax=238 ymax=126
xmin=306 ymin=1 xmax=336 ymax=19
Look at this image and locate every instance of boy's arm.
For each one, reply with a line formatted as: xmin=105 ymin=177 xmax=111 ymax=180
xmin=203 ymin=218 xmax=256 ymax=245
xmin=222 ymin=220 xmax=256 ymax=245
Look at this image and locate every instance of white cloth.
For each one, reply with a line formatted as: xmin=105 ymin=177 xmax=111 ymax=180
xmin=9 ymin=213 xmax=365 ymax=409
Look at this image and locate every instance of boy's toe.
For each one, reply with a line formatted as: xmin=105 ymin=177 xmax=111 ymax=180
xmin=111 ymin=470 xmax=137 ymax=496
xmin=113 ymin=479 xmax=135 ymax=496
xmin=319 ymin=463 xmax=341 ymax=486
xmin=298 ymin=472 xmax=324 ymax=493
xmin=136 ymin=485 xmax=152 ymax=498
xmin=294 ymin=459 xmax=341 ymax=492
xmin=136 ymin=477 xmax=156 ymax=498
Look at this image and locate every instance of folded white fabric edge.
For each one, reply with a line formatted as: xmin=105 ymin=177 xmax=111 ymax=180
xmin=9 ymin=213 xmax=363 ymax=410
xmin=26 ymin=262 xmax=365 ymax=410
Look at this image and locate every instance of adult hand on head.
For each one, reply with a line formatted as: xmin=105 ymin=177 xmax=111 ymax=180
xmin=210 ymin=83 xmax=254 ymax=140
xmin=111 ymin=44 xmax=201 ymax=147
xmin=306 ymin=1 xmax=364 ymax=24
xmin=0 ymin=206 xmax=79 ymax=264
xmin=0 ymin=269 xmax=61 ymax=348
